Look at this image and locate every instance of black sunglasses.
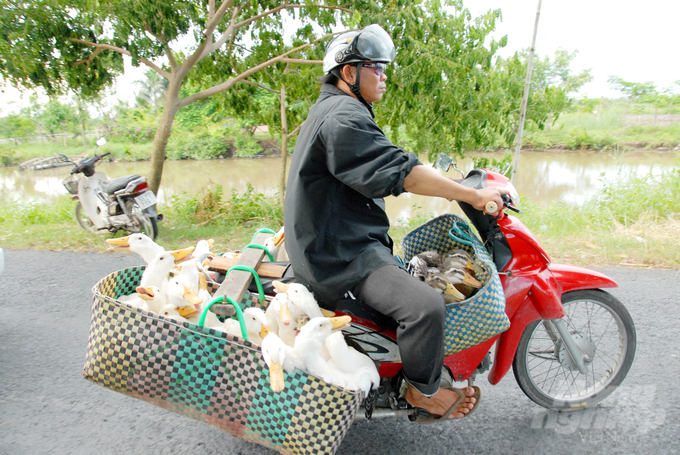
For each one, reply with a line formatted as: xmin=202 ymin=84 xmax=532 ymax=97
xmin=361 ymin=62 xmax=387 ymax=77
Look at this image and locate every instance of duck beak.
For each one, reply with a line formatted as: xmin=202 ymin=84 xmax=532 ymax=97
xmin=207 ymin=239 xmax=215 ymax=248
xmin=268 ymin=358 xmax=285 ymax=393
xmin=320 ymin=308 xmax=336 ymax=317
xmin=444 ymin=282 xmax=466 ymax=301
xmin=136 ymin=286 xmax=154 ymax=300
xmin=199 ymin=273 xmax=208 ymax=291
xmin=329 ymin=315 xmax=352 ymax=330
xmin=106 ymin=235 xmax=131 ymax=250
xmin=467 ymin=260 xmax=484 ymax=275
xmin=176 ymin=305 xmax=198 ymax=317
xmin=279 ymin=301 xmax=293 ymax=326
xmin=183 ymin=285 xmax=203 ymax=305
xmin=463 ymin=272 xmax=483 ymax=289
xmin=260 ymin=324 xmax=271 ymax=339
xmin=272 ymin=230 xmax=285 ymax=247
xmin=169 ymin=247 xmax=195 ymax=263
xmin=272 ymin=280 xmax=289 ymax=293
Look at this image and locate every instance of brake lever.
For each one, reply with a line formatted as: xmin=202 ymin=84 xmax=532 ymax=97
xmin=502 ymin=195 xmax=522 ymax=214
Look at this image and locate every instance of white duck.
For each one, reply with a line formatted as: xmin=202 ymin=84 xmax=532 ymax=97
xmin=220 ymin=307 xmax=271 ymax=344
xmin=324 ymin=331 xmax=380 ymax=396
xmin=263 ymin=227 xmax=286 ymax=262
xmin=293 ymin=316 xmax=352 ymax=389
xmin=139 ymin=247 xmax=194 ymax=292
xmin=174 ymin=238 xmax=215 ymax=294
xmin=136 ymin=285 xmax=166 ymax=313
xmin=265 ymin=292 xmax=296 ymax=346
xmin=261 ymin=332 xmax=305 ymax=392
xmin=156 ymin=304 xmax=190 ymax=323
xmin=166 ymin=276 xmax=220 ymax=325
xmin=272 ymin=281 xmax=336 ymax=321
xmin=106 ymin=233 xmax=165 ymax=264
xmin=118 ymin=288 xmax=150 ymax=312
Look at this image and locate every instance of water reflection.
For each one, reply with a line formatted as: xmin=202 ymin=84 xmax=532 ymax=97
xmin=1 ymin=150 xmax=676 ymax=222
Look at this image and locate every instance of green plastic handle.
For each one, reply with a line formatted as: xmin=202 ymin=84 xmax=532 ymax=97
xmin=200 ymin=295 xmax=248 ymax=340
xmin=251 ymin=228 xmax=276 ymax=242
xmin=243 ymin=243 xmax=275 ymax=262
xmin=448 ymin=221 xmax=475 ymax=248
xmin=223 ymin=264 xmax=266 ymax=304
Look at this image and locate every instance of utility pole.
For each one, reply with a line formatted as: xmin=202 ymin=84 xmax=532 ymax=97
xmin=511 ymin=0 xmax=543 ymax=185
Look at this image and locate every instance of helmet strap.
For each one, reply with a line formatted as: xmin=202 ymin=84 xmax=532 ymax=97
xmin=335 ymin=63 xmax=375 ymax=118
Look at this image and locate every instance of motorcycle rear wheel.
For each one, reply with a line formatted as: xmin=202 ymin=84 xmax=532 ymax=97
xmin=75 ymin=202 xmax=96 ymax=233
xmin=513 ymin=289 xmax=636 ymax=410
xmin=125 ymin=200 xmax=158 ymax=239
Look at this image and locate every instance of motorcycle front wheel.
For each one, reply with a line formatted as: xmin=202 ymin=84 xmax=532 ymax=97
xmin=125 ymin=200 xmax=158 ymax=239
xmin=513 ymin=289 xmax=636 ymax=410
xmin=75 ymin=202 xmax=96 ymax=233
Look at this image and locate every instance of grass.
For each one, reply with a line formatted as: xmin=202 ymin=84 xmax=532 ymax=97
xmin=1 ymin=162 xmax=678 ymax=270
xmin=523 ymin=109 xmax=680 ymax=151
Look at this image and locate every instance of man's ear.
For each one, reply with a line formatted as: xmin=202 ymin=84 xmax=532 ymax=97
xmin=341 ymin=64 xmax=355 ymax=85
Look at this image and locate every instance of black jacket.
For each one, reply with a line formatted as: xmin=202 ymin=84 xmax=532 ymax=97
xmin=284 ymin=84 xmax=421 ymax=306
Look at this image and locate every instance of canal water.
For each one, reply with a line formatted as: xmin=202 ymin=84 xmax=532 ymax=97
xmin=1 ymin=149 xmax=676 ymax=222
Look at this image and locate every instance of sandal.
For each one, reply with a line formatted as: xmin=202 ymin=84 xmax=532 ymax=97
xmin=416 ymin=386 xmax=482 ymax=424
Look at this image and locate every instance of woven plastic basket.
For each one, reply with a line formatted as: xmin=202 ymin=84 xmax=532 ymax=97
xmin=401 ymin=214 xmax=511 ymax=355
xmin=84 ymin=266 xmax=362 ymax=455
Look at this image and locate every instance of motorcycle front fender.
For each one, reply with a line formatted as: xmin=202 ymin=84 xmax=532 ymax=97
xmin=549 ymin=263 xmax=619 ymax=292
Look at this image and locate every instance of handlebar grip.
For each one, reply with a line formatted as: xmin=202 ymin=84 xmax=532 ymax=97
xmin=99 ymin=152 xmax=111 ymax=158
xmin=485 ymin=201 xmax=498 ymax=213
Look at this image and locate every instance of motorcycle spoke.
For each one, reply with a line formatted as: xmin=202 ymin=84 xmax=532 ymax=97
xmin=524 ymin=297 xmax=629 ymax=400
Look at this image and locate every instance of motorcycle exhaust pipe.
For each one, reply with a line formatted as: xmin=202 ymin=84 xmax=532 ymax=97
xmin=353 ymin=408 xmax=417 ymax=422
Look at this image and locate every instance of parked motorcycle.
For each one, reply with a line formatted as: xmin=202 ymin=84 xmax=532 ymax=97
xmin=60 ymin=139 xmax=161 ymax=239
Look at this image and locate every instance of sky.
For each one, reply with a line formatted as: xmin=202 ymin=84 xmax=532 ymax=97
xmin=1 ymin=0 xmax=678 ymax=114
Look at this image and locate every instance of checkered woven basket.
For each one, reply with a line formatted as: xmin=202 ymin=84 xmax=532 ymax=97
xmin=401 ymin=214 xmax=511 ymax=355
xmin=84 ymin=266 xmax=362 ymax=455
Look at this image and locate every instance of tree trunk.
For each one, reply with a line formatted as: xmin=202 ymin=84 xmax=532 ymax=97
xmin=81 ymin=118 xmax=87 ymax=146
xmin=279 ymin=85 xmax=288 ymax=208
xmin=148 ymin=77 xmax=182 ymax=195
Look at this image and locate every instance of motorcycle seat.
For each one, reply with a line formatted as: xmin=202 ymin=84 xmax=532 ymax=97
xmin=101 ymin=175 xmax=142 ymax=194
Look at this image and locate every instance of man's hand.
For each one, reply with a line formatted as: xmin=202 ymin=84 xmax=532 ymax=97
xmin=471 ymin=187 xmax=510 ymax=216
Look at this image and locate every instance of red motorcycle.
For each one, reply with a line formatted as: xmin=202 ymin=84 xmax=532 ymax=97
xmin=209 ymin=166 xmax=636 ymax=422
xmin=322 ymin=166 xmax=637 ymax=421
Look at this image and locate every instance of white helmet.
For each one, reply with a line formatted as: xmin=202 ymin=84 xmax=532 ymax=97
xmin=322 ymin=24 xmax=396 ymax=74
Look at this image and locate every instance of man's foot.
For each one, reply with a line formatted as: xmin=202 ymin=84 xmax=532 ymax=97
xmin=405 ymin=384 xmax=479 ymax=420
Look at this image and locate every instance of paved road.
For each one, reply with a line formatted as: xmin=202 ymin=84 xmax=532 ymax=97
xmin=1 ymin=249 xmax=678 ymax=455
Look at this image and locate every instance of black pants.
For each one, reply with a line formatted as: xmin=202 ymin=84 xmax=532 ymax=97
xmin=352 ymin=265 xmax=446 ymax=396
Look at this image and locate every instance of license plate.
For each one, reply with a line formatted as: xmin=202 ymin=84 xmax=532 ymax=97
xmin=135 ymin=191 xmax=157 ymax=210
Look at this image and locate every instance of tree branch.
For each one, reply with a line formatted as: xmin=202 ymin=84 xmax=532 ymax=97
xmin=288 ymin=122 xmax=303 ymax=137
xmin=71 ymin=47 xmax=104 ymax=67
xmin=68 ymin=38 xmax=171 ymax=79
xmin=179 ymin=31 xmax=343 ymax=108
xmin=280 ymin=58 xmax=322 ymax=65
xmin=239 ymin=79 xmax=278 ymax=94
xmin=234 ymin=4 xmax=352 ymax=30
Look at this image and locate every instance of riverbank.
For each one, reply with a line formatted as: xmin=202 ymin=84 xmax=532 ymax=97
xmin=1 ymin=172 xmax=678 ymax=270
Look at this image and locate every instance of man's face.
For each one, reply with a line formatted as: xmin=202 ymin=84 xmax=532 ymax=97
xmin=346 ymin=62 xmax=388 ymax=103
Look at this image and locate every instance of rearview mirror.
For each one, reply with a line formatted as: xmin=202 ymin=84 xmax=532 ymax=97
xmin=435 ymin=153 xmax=454 ymax=172
xmin=96 ymin=137 xmax=107 ymax=147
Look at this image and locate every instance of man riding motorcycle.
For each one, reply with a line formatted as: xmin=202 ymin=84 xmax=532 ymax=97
xmin=284 ymin=24 xmax=508 ymax=420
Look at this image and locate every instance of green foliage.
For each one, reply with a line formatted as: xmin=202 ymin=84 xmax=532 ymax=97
xmin=472 ymin=151 xmax=513 ymax=178
xmin=111 ymin=106 xmax=159 ymax=143
xmin=374 ymin=2 xmax=509 ymax=159
xmin=0 ymin=115 xmax=37 ymax=138
xmin=0 ymin=197 xmax=73 ymax=225
xmin=166 ymin=129 xmax=231 ymax=160
xmin=164 ymin=183 xmax=283 ymax=229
